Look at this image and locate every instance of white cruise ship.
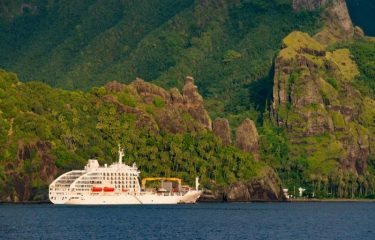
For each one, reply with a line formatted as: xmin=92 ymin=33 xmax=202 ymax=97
xmin=49 ymin=147 xmax=202 ymax=204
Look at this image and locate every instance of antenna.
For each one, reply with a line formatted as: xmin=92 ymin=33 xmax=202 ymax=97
xmin=118 ymin=144 xmax=124 ymax=164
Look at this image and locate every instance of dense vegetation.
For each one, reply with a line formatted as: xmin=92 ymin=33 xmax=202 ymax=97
xmin=0 ymin=70 xmax=264 ymax=200
xmin=348 ymin=39 xmax=375 ymax=96
xmin=261 ymin=121 xmax=375 ymax=199
xmin=265 ymin=34 xmax=375 ymax=199
xmin=1 ymin=1 xmax=375 ymax=201
xmin=0 ymin=0 xmax=321 ymax=124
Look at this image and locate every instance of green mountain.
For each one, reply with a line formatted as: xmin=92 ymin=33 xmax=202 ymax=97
xmin=271 ymin=31 xmax=375 ymax=197
xmin=0 ymin=0 xmax=374 ymax=201
xmin=0 ymin=71 xmax=276 ymax=201
xmin=0 ymin=0 xmax=320 ymax=120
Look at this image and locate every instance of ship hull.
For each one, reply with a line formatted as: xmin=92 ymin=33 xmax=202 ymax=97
xmin=61 ymin=191 xmax=202 ymax=205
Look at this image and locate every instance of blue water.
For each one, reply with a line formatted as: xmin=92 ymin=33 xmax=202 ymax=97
xmin=0 ymin=203 xmax=374 ymax=240
xmin=347 ymin=0 xmax=375 ymax=36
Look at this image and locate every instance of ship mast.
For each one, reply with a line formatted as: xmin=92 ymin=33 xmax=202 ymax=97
xmin=118 ymin=144 xmax=124 ymax=164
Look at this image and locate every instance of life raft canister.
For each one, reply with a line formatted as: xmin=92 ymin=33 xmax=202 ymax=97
xmin=103 ymin=187 xmax=115 ymax=192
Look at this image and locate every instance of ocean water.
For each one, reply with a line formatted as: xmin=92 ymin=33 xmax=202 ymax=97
xmin=347 ymin=0 xmax=375 ymax=36
xmin=0 ymin=203 xmax=374 ymax=240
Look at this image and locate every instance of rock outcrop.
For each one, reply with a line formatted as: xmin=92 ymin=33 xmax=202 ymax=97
xmin=1 ymin=140 xmax=57 ymax=202
xmin=97 ymin=76 xmax=214 ymax=134
xmin=235 ymin=118 xmax=259 ymax=160
xmin=225 ymin=168 xmax=286 ymax=201
xmin=212 ymin=118 xmax=231 ymax=146
xmin=199 ymin=167 xmax=286 ymax=202
xmin=293 ymin=0 xmax=355 ymax=45
xmin=272 ymin=31 xmax=373 ymax=175
xmin=128 ymin=76 xmax=212 ymax=134
xmin=182 ymin=76 xmax=212 ymax=131
xmin=314 ymin=0 xmax=355 ymax=45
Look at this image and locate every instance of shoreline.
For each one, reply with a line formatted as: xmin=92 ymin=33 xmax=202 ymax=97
xmin=1 ymin=199 xmax=374 ymax=204
xmin=288 ymin=198 xmax=375 ymax=203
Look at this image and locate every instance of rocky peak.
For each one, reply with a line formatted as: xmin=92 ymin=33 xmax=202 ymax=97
xmin=130 ymin=78 xmax=171 ymax=104
xmin=316 ymin=0 xmax=354 ymax=45
xmin=182 ymin=76 xmax=204 ymax=104
xmin=213 ymin=118 xmax=231 ymax=146
xmin=181 ymin=76 xmax=212 ymax=130
xmin=105 ymin=81 xmax=125 ymax=93
xmin=293 ymin=0 xmax=355 ymax=45
xmin=128 ymin=76 xmax=212 ymax=132
xmin=170 ymin=87 xmax=184 ymax=104
xmin=235 ymin=118 xmax=259 ymax=161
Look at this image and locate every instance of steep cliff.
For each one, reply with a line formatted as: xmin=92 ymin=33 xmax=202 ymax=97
xmin=212 ymin=118 xmax=231 ymax=146
xmin=272 ymin=29 xmax=375 ymax=196
xmin=235 ymin=118 xmax=260 ymax=161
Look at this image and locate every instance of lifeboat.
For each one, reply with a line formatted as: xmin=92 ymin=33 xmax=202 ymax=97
xmin=91 ymin=186 xmax=102 ymax=192
xmin=122 ymin=188 xmax=128 ymax=192
xmin=103 ymin=187 xmax=115 ymax=192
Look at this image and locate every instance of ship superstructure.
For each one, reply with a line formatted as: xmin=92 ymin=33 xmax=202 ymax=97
xmin=49 ymin=147 xmax=201 ymax=204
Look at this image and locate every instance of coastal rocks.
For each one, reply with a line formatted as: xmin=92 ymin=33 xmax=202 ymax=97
xmin=212 ymin=118 xmax=231 ymax=146
xmin=199 ymin=168 xmax=286 ymax=202
xmin=235 ymin=118 xmax=259 ymax=160
xmin=354 ymin=26 xmax=365 ymax=38
xmin=225 ymin=168 xmax=286 ymax=202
